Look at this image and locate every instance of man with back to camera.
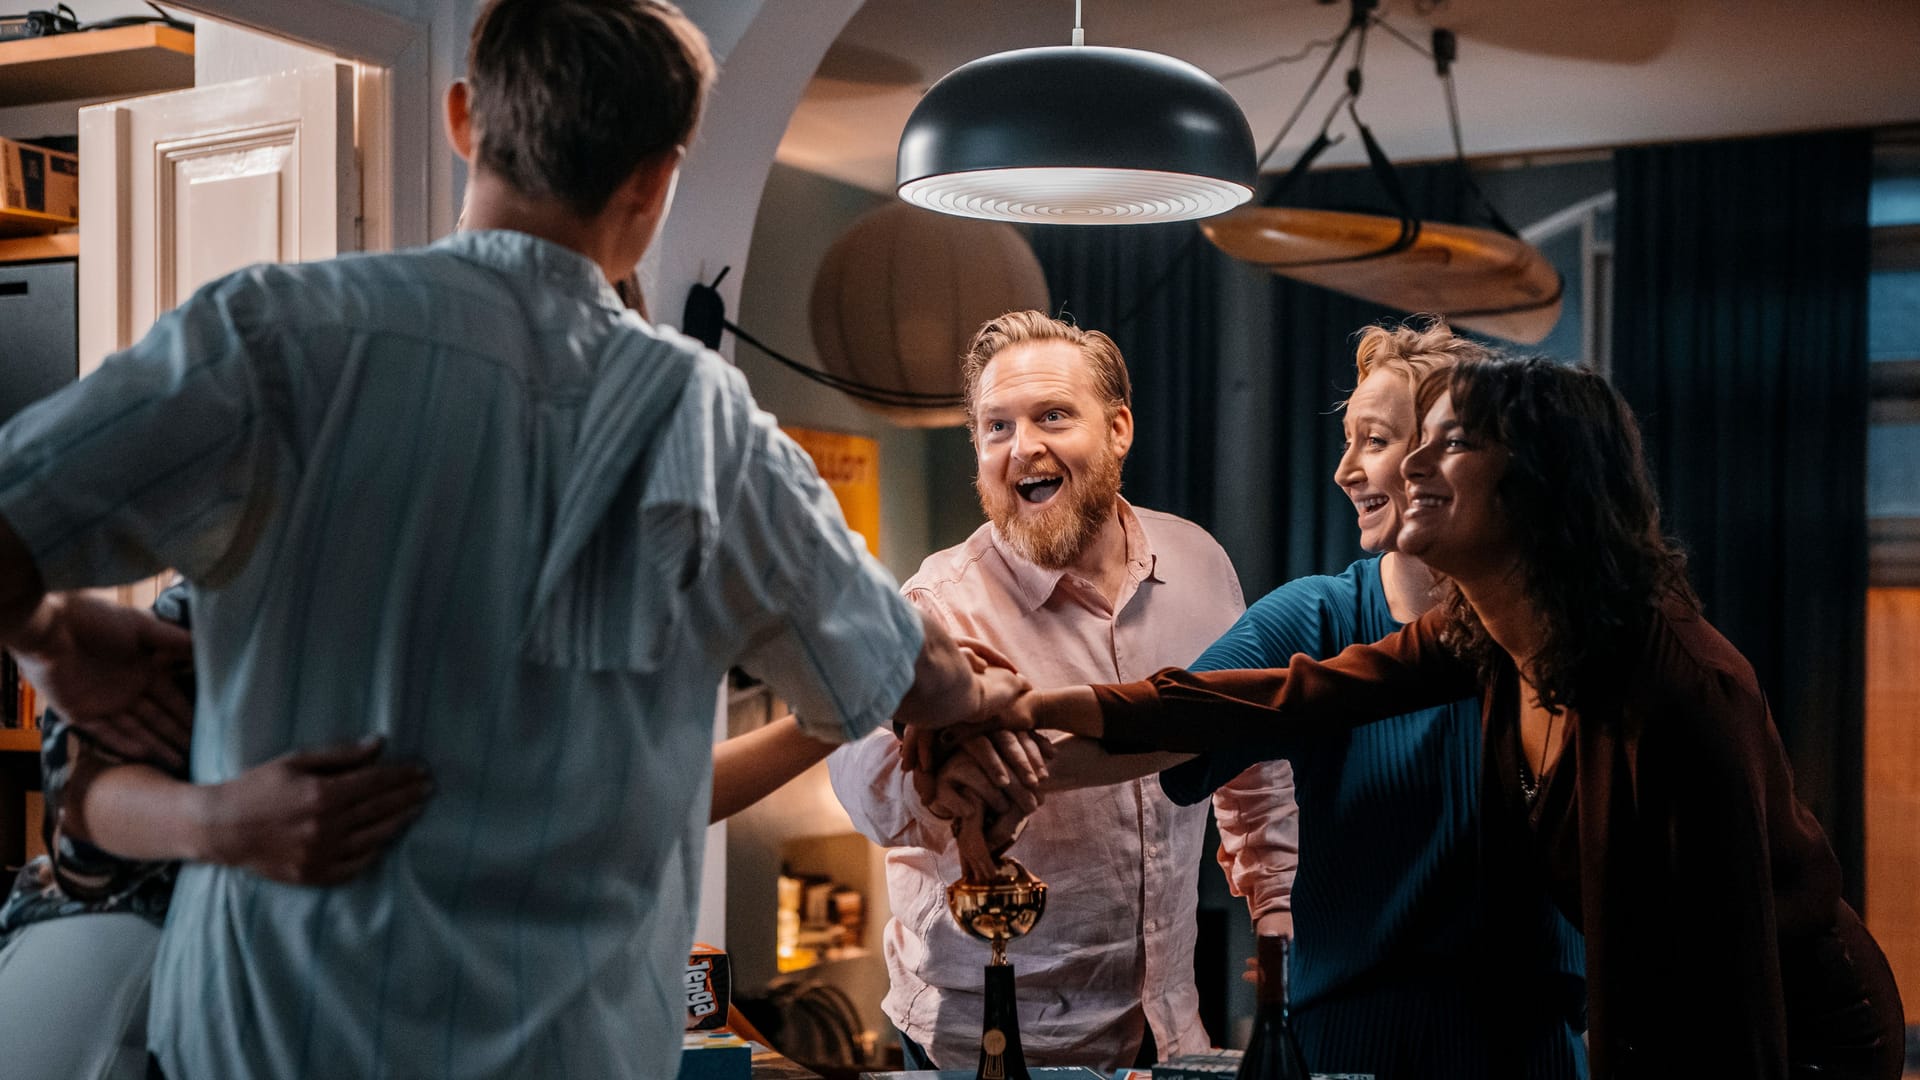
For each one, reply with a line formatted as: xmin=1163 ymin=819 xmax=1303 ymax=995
xmin=828 ymin=311 xmax=1299 ymax=1072
xmin=0 ymin=2 xmax=1023 ymax=1077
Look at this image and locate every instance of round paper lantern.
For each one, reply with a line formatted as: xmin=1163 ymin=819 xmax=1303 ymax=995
xmin=809 ymin=200 xmax=1049 ymax=428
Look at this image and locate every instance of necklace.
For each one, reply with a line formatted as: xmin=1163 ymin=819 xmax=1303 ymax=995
xmin=1519 ymin=708 xmax=1556 ymax=807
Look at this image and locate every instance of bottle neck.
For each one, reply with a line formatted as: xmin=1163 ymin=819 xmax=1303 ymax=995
xmin=1255 ymin=934 xmax=1291 ymax=1014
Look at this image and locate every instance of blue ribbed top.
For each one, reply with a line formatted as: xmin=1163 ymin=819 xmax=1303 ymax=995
xmin=1161 ymin=555 xmax=1585 ymax=1016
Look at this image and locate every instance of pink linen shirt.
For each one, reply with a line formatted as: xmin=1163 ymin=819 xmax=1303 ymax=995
xmin=828 ymin=501 xmax=1273 ymax=1070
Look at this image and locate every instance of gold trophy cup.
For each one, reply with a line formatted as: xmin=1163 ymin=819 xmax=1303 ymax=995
xmin=946 ymin=858 xmax=1048 ymax=1080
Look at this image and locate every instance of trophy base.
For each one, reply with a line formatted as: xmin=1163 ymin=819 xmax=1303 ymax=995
xmin=975 ymin=961 xmax=1030 ymax=1080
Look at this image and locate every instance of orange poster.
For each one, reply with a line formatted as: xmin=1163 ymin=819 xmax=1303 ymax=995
xmin=784 ymin=427 xmax=882 ymax=558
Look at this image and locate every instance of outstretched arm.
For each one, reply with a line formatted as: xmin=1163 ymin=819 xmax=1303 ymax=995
xmin=710 ymin=714 xmax=838 ymax=823
xmin=1037 ymin=733 xmax=1190 ymax=792
xmin=1005 ymin=615 xmax=1477 ymax=754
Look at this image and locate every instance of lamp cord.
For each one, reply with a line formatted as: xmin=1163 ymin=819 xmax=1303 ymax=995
xmin=1366 ymin=16 xmax=1521 ymax=238
xmin=720 ymin=318 xmax=965 ymax=410
xmin=1102 ymin=2 xmax=1541 ymax=334
xmin=1214 ymin=34 xmax=1344 ymax=83
xmin=1370 ymin=15 xmax=1431 ymax=59
xmin=68 ymin=1 xmax=193 ymax=32
xmin=1438 ymin=65 xmax=1518 ymax=236
xmin=1253 ymin=17 xmax=1359 ymax=169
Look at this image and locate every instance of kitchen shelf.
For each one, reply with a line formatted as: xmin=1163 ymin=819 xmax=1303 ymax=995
xmin=774 ymin=944 xmax=870 ymax=976
xmin=0 ymin=24 xmax=194 ymax=107
xmin=0 ymin=232 xmax=78 ymax=263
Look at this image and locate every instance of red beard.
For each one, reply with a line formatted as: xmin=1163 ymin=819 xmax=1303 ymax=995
xmin=977 ymin=445 xmax=1124 ymax=569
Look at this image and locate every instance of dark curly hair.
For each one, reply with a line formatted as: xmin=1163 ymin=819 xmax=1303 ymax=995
xmin=1416 ymin=356 xmax=1699 ymax=712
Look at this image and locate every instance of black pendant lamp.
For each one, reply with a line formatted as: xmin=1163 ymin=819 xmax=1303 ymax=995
xmin=897 ymin=5 xmax=1257 ymax=224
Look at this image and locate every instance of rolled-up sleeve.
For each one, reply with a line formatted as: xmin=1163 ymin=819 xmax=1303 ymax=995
xmin=824 ymin=590 xmax=961 ymax=850
xmin=1212 ymin=760 xmax=1298 ymax=919
xmin=0 ymin=273 xmax=277 ymax=590
xmin=826 ymin=727 xmax=949 ymax=850
xmin=710 ymin=398 xmax=921 ymax=744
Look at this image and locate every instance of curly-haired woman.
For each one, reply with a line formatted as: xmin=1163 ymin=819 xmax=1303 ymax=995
xmin=1003 ymin=357 xmax=1904 ymax=1079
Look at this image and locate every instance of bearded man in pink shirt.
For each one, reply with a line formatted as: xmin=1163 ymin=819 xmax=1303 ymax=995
xmin=827 ymin=311 xmax=1297 ymax=1071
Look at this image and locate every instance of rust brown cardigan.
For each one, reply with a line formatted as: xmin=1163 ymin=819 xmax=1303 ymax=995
xmin=1094 ymin=602 xmax=1902 ymax=1080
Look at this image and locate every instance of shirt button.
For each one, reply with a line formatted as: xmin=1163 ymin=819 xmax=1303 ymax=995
xmin=1144 ymin=919 xmax=1157 ymax=932
xmin=1145 ymin=844 xmax=1160 ymax=857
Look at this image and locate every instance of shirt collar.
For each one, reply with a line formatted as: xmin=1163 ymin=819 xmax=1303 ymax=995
xmin=988 ymin=497 xmax=1163 ymax=613
xmin=435 ymin=229 xmax=626 ymax=313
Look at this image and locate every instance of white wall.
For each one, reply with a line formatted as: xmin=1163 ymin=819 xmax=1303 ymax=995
xmin=734 ymin=163 xmax=936 ymax=583
xmin=193 ymin=18 xmax=334 ymax=84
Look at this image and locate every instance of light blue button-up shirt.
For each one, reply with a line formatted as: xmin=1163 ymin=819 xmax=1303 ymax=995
xmin=0 ymin=230 xmax=921 ymax=1079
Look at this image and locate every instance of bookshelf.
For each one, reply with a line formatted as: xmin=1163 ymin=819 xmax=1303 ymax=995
xmin=0 ymin=22 xmax=198 ymax=866
xmin=0 ymin=729 xmax=35 ymax=870
xmin=0 ymin=24 xmax=194 ymax=106
xmin=0 ymin=232 xmax=79 ymax=265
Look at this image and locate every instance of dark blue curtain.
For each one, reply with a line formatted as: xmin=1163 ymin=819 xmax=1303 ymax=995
xmin=1610 ymin=130 xmax=1874 ymax=904
xmin=1028 ymin=221 xmax=1230 ymax=531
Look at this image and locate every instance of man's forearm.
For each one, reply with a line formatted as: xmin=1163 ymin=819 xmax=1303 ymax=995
xmin=893 ymin=615 xmax=973 ymax=725
xmin=69 ymin=762 xmax=210 ymax=862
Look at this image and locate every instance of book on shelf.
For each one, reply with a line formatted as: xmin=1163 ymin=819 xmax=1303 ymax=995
xmin=1 ymin=653 xmax=40 ymax=731
xmin=18 ymin=674 xmax=38 ymax=730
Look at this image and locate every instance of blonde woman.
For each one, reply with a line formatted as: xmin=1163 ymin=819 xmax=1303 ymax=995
xmin=1166 ymin=320 xmax=1583 ymax=1079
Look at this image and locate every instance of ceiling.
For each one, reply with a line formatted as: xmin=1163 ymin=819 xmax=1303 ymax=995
xmin=774 ymin=0 xmax=1920 ymax=198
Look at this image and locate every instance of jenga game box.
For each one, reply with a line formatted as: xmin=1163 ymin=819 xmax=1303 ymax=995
xmin=683 ymin=943 xmax=731 ymax=1031
xmin=0 ymin=136 xmax=78 ymax=238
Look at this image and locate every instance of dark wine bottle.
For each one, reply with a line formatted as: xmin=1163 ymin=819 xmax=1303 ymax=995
xmin=975 ymin=961 xmax=1031 ymax=1080
xmin=1235 ymin=934 xmax=1309 ymax=1080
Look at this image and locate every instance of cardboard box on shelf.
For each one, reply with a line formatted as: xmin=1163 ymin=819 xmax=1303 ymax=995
xmin=0 ymin=136 xmax=78 ymax=238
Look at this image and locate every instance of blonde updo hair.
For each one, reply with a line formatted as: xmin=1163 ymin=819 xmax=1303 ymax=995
xmin=1346 ymin=315 xmax=1492 ymax=405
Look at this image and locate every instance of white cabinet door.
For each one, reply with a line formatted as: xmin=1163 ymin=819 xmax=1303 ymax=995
xmin=78 ymin=63 xmax=358 ymax=377
xmin=75 ymin=64 xmax=356 ymax=609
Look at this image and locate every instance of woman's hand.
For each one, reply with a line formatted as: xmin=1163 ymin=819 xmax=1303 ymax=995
xmin=198 ymin=736 xmax=432 ymax=886
xmin=923 ymin=731 xmax=1053 ymax=819
xmin=10 ymin=592 xmax=193 ymax=768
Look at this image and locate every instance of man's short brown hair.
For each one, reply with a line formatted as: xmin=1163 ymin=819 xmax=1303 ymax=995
xmin=960 ymin=311 xmax=1131 ymax=433
xmin=466 ymin=0 xmax=715 ymax=217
